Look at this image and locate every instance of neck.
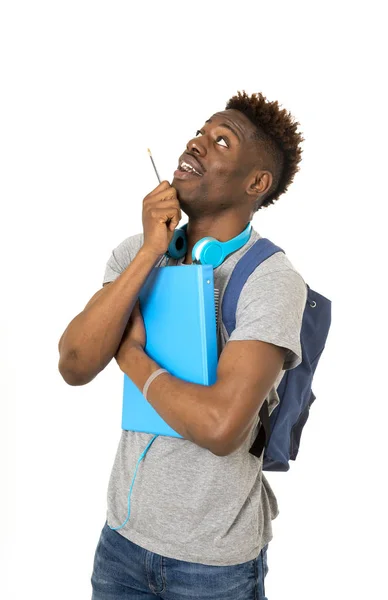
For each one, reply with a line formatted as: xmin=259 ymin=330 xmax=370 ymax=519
xmin=182 ymin=213 xmax=251 ymax=265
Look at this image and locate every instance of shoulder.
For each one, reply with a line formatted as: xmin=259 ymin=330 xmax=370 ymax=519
xmin=109 ymin=232 xmax=145 ymax=268
xmin=102 ymin=232 xmax=144 ymax=285
xmin=238 ymin=233 xmax=307 ymax=306
xmin=252 ymin=253 xmax=305 ymax=285
xmin=113 ymin=232 xmax=144 ymax=259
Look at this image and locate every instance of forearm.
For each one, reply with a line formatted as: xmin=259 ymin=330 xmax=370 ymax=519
xmin=120 ymin=346 xmax=223 ymax=453
xmin=58 ymin=248 xmax=162 ymax=385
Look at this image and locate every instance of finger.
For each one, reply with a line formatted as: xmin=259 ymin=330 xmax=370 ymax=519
xmin=169 ymin=212 xmax=181 ymax=231
xmin=146 ymin=180 xmax=171 ymax=196
xmin=148 ymin=207 xmax=181 ymax=224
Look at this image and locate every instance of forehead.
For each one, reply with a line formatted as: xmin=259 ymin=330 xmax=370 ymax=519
xmin=206 ymin=109 xmax=257 ymax=140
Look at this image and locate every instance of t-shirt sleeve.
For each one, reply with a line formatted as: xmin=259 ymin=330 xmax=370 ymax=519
xmin=227 ymin=268 xmax=307 ymax=370
xmin=102 ymin=233 xmax=144 ymax=285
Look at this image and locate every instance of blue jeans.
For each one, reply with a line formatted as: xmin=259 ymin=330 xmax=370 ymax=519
xmin=91 ymin=521 xmax=269 ymax=599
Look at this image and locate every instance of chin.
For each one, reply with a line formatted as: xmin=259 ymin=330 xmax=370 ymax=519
xmin=173 ymin=182 xmax=199 ymax=205
xmin=175 ymin=196 xmax=192 ymax=217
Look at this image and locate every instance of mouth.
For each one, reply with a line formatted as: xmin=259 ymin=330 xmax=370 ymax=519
xmin=174 ymin=153 xmax=204 ymax=180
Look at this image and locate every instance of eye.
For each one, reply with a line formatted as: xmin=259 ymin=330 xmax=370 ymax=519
xmin=215 ymin=136 xmax=228 ymax=148
xmin=195 ymin=130 xmax=229 ymax=148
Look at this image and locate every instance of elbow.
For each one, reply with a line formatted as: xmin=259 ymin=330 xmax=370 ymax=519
xmin=210 ymin=435 xmax=243 ymax=457
xmin=58 ymin=363 xmax=91 ymax=386
xmin=58 ymin=351 xmax=96 ymax=386
xmin=204 ymin=400 xmax=233 ymax=457
xmin=209 ymin=420 xmax=254 ymax=457
xmin=207 ymin=430 xmax=232 ymax=457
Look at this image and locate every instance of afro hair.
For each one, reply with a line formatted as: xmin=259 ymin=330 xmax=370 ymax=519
xmin=225 ymin=91 xmax=304 ymax=210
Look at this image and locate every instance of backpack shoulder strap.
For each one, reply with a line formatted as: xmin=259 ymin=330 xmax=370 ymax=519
xmin=222 ymin=237 xmax=285 ymax=336
xmin=222 ymin=237 xmax=285 ymax=461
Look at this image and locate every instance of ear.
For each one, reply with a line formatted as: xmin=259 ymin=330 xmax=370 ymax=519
xmin=246 ymin=170 xmax=273 ymax=198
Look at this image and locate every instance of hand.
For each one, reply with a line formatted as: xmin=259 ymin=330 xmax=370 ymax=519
xmin=115 ymin=300 xmax=146 ymax=370
xmin=142 ymin=180 xmax=182 ymax=257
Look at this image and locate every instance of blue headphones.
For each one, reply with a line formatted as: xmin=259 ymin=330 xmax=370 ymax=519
xmin=166 ymin=222 xmax=252 ymax=268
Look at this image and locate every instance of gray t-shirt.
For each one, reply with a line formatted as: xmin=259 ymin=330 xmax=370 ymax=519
xmin=102 ymin=226 xmax=307 ymax=566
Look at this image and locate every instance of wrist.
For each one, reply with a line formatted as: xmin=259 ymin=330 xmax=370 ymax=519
xmin=128 ymin=342 xmax=145 ymax=353
xmin=123 ymin=344 xmax=161 ymax=390
xmin=117 ymin=342 xmax=142 ymax=373
xmin=138 ymin=245 xmax=164 ymax=263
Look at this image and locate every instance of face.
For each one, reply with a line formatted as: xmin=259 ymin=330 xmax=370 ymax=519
xmin=172 ymin=109 xmax=270 ymax=218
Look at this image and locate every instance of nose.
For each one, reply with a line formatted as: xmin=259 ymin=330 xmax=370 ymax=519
xmin=186 ymin=135 xmax=207 ymax=157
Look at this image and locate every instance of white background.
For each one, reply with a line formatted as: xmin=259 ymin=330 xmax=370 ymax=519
xmin=1 ymin=1 xmax=387 ymax=598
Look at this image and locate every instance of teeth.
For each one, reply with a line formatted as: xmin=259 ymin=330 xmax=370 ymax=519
xmin=180 ymin=161 xmax=201 ymax=175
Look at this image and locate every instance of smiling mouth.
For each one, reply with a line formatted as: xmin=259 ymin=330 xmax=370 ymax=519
xmin=177 ymin=160 xmax=203 ymax=176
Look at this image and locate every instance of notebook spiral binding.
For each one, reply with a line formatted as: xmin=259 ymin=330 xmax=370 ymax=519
xmin=214 ymin=288 xmax=220 ymax=331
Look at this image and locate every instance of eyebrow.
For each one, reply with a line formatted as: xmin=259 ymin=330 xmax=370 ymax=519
xmin=205 ymin=118 xmax=242 ymax=142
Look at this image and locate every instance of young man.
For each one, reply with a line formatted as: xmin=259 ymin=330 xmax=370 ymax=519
xmin=58 ymin=91 xmax=306 ymax=599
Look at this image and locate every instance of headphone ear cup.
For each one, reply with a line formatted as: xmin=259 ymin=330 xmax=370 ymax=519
xmin=166 ymin=227 xmax=187 ymax=259
xmin=193 ymin=238 xmax=224 ymax=268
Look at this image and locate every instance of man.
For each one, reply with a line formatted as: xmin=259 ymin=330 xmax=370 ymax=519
xmin=58 ymin=90 xmax=306 ymax=599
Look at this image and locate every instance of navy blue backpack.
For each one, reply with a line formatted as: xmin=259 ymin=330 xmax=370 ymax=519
xmin=222 ymin=238 xmax=332 ymax=471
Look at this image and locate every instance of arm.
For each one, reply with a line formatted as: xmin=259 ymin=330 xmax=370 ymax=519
xmin=117 ymin=341 xmax=287 ymax=456
xmin=58 ymin=180 xmax=182 ymax=386
xmin=114 ymin=262 xmax=305 ymax=455
xmin=58 ymin=247 xmax=162 ymax=386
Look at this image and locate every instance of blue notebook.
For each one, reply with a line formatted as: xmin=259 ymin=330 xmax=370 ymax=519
xmin=121 ymin=264 xmax=218 ymax=438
